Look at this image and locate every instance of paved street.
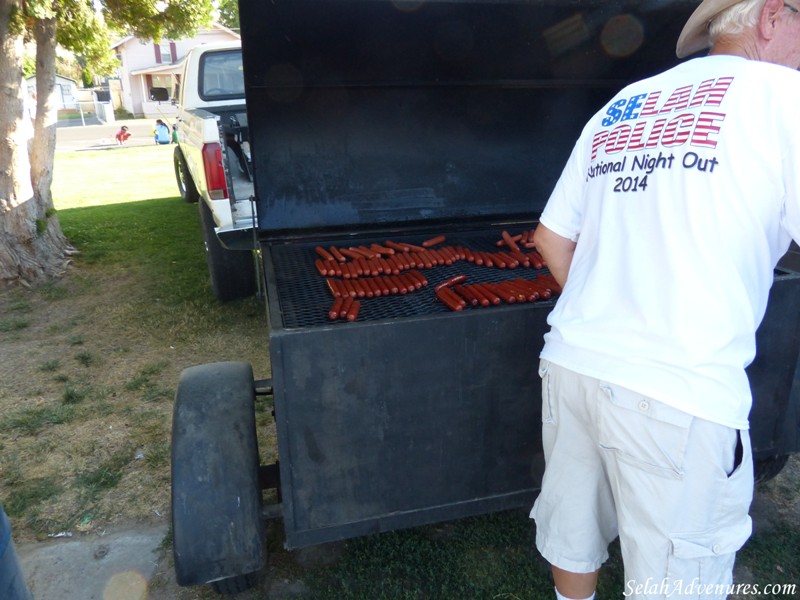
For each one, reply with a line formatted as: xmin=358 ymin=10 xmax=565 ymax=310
xmin=56 ymin=118 xmax=174 ymax=150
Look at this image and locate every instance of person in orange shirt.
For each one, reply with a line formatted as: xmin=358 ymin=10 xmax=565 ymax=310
xmin=115 ymin=125 xmax=132 ymax=145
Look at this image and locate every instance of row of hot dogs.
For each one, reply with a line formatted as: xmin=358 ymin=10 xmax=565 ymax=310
xmin=314 ymin=232 xmax=546 ymax=280
xmin=318 ymin=231 xmax=560 ymax=321
xmin=433 ymin=274 xmax=561 ymax=312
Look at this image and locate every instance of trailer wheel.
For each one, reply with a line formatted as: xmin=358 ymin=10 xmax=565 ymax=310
xmin=174 ymin=147 xmax=200 ymax=203
xmin=199 ymin=199 xmax=256 ymax=301
xmin=754 ymin=453 xmax=789 ymax=484
xmin=171 ymin=362 xmax=265 ymax=593
xmin=212 ymin=572 xmax=260 ymax=596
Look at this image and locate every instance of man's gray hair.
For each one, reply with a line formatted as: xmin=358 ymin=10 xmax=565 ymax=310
xmin=709 ymin=0 xmax=764 ymax=42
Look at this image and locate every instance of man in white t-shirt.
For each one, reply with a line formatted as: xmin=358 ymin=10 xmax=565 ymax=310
xmin=531 ymin=1 xmax=800 ymax=599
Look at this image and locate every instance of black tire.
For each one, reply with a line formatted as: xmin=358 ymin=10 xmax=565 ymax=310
xmin=212 ymin=572 xmax=261 ymax=596
xmin=754 ymin=453 xmax=789 ymax=484
xmin=174 ymin=147 xmax=200 ymax=203
xmin=199 ymin=200 xmax=256 ymax=301
xmin=171 ymin=362 xmax=265 ymax=591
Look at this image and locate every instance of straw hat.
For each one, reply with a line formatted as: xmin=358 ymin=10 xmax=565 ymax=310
xmin=676 ymin=0 xmax=747 ymax=58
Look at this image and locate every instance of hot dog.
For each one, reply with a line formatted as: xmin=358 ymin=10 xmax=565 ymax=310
xmin=315 ymin=246 xmax=335 ymax=262
xmin=364 ymin=277 xmax=381 ymax=297
xmin=527 ymin=278 xmax=552 ymax=299
xmin=473 ymin=283 xmax=501 ymax=305
xmin=329 ymin=297 xmax=344 ymax=320
xmin=501 ymin=230 xmax=521 ymax=253
xmin=511 ymin=278 xmax=540 ymax=301
xmin=436 ymin=287 xmax=465 ymax=311
xmin=339 ymin=295 xmax=355 ymax=319
xmin=492 ymin=282 xmax=517 ymax=303
xmin=509 ymin=250 xmax=530 ymax=268
xmin=434 ymin=274 xmax=467 ymax=292
xmin=528 ymin=251 xmax=545 ymax=270
xmin=464 ymin=284 xmax=491 ymax=307
xmin=346 ymin=300 xmax=361 ymax=322
xmin=340 ymin=248 xmax=363 ymax=261
xmin=355 ymin=246 xmax=379 ymax=259
xmin=343 ymin=279 xmax=358 ymax=298
xmin=353 ymin=279 xmax=368 ymax=298
xmin=329 ymin=246 xmax=347 ymax=263
xmin=385 ymin=240 xmax=410 ymax=253
xmin=383 ymin=276 xmax=399 ymax=295
xmin=452 ymin=285 xmax=479 ymax=306
xmin=407 ymin=270 xmax=428 ymax=287
xmin=538 ymin=273 xmax=562 ymax=294
xmin=422 ymin=235 xmax=446 ymax=248
xmin=326 ymin=278 xmax=343 ymax=298
xmin=376 ymin=277 xmax=391 ymax=296
xmin=370 ymin=243 xmax=395 ymax=256
xmin=400 ymin=273 xmax=420 ymax=291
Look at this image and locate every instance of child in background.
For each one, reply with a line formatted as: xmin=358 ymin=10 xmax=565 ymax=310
xmin=154 ymin=119 xmax=171 ymax=145
xmin=115 ymin=125 xmax=132 ymax=145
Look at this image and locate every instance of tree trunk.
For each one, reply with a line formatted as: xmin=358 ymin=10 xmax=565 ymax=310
xmin=30 ymin=17 xmax=74 ymax=263
xmin=0 ymin=6 xmax=73 ymax=288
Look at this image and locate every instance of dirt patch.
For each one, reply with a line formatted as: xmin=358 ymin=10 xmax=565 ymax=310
xmin=0 ymin=265 xmax=270 ymax=546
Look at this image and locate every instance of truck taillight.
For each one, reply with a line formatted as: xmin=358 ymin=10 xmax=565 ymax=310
xmin=202 ymin=143 xmax=229 ymax=200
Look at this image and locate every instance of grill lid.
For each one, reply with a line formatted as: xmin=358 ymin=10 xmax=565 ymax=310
xmin=239 ymin=0 xmax=697 ymax=239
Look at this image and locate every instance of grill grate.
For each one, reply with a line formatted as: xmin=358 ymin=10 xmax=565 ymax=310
xmin=268 ymin=231 xmax=556 ymax=329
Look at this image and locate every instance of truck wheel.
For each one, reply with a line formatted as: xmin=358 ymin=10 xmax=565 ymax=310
xmin=171 ymin=362 xmax=265 ymax=593
xmin=754 ymin=453 xmax=789 ymax=484
xmin=199 ymin=200 xmax=256 ymax=301
xmin=174 ymin=147 xmax=200 ymax=203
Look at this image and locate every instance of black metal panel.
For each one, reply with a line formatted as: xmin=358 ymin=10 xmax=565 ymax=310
xmin=268 ymin=300 xmax=549 ymax=549
xmin=747 ymin=270 xmax=800 ymax=456
xmin=238 ymin=0 xmax=697 ymax=238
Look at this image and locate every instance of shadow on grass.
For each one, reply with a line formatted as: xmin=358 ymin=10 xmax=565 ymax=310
xmin=58 ymin=196 xmax=209 ymax=305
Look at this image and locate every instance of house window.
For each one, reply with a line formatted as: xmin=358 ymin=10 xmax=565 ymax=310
xmin=154 ymin=42 xmax=176 ymax=64
xmin=151 ymin=74 xmax=174 ymax=99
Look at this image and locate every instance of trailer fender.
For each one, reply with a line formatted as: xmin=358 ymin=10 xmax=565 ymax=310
xmin=171 ymin=361 xmax=264 ymax=588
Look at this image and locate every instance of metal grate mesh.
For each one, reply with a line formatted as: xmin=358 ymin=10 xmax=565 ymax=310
xmin=268 ymin=231 xmax=556 ymax=329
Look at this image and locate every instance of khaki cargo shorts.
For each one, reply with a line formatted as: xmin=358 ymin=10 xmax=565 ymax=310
xmin=530 ymin=360 xmax=754 ymax=600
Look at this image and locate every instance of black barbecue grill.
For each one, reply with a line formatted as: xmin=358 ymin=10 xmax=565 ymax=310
xmin=171 ymin=0 xmax=800 ymax=593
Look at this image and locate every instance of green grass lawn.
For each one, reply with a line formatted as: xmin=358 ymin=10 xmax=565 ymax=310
xmin=54 ymin=145 xmax=178 ymax=209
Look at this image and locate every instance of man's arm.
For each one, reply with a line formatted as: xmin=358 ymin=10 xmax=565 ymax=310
xmin=532 ymin=223 xmax=577 ymax=289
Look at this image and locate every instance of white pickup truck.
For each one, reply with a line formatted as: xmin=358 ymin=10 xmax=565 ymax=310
xmin=166 ymin=40 xmax=258 ymax=301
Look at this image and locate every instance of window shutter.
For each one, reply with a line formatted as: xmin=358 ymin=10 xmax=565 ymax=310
xmin=170 ymin=42 xmax=177 ymax=63
xmin=154 ymin=44 xmax=162 ymax=64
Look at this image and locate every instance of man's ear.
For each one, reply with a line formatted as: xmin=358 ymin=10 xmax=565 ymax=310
xmin=759 ymin=0 xmax=785 ymax=40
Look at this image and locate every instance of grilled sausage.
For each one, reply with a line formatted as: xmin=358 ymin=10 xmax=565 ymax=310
xmin=436 ymin=287 xmax=465 ymax=311
xmin=329 ymin=297 xmax=344 ymax=320
xmin=422 ymin=235 xmax=446 ymax=248
xmin=434 ymin=274 xmax=467 ymax=292
xmin=315 ymin=246 xmax=335 ymax=261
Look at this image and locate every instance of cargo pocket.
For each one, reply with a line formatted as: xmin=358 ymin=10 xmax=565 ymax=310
xmin=666 ymin=518 xmax=752 ymax=599
xmin=597 ymin=385 xmax=692 ymax=479
xmin=539 ymin=360 xmax=556 ymax=425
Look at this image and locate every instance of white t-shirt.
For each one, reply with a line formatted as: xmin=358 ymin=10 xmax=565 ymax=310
xmin=539 ymin=55 xmax=800 ymax=430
